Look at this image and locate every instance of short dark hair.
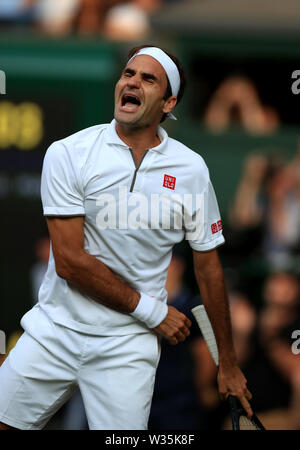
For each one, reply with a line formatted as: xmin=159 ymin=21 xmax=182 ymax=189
xmin=127 ymin=45 xmax=186 ymax=122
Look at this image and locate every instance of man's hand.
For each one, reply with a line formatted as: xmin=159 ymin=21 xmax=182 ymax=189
xmin=154 ymin=305 xmax=191 ymax=345
xmin=217 ymin=363 xmax=253 ymax=418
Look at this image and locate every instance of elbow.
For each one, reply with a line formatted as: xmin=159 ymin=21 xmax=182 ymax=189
xmin=55 ymin=263 xmax=70 ymax=281
xmin=55 ymin=260 xmax=72 ymax=281
xmin=53 ymin=248 xmax=77 ymax=281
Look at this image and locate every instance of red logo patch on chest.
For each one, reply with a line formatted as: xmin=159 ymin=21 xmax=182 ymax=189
xmin=163 ymin=174 xmax=176 ymax=190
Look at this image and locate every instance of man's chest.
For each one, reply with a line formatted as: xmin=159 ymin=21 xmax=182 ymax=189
xmin=82 ymin=147 xmax=191 ymax=231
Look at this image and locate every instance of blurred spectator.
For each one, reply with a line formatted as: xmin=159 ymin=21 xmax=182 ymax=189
xmin=1 ymin=0 xmax=170 ymax=38
xmin=76 ymin=0 xmax=118 ymax=35
xmin=204 ymin=76 xmax=279 ymax=135
xmin=72 ymin=0 xmax=162 ymax=38
xmin=24 ymin=0 xmax=81 ymax=35
xmin=229 ymin=292 xmax=257 ymax=367
xmin=102 ymin=0 xmax=162 ymax=41
xmin=228 ymin=151 xmax=300 ymax=270
xmin=0 ymin=0 xmax=34 ymax=27
xmin=148 ymin=243 xmax=214 ymax=430
xmin=30 ymin=236 xmax=50 ymax=304
xmin=252 ymin=272 xmax=300 ymax=429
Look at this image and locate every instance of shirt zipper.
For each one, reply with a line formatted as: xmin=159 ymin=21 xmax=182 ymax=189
xmin=129 ymin=148 xmax=149 ymax=193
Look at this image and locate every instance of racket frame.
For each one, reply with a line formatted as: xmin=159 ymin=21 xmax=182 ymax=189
xmin=228 ymin=394 xmax=265 ymax=430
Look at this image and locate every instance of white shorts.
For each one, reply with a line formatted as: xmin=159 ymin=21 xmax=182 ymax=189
xmin=0 ymin=307 xmax=160 ymax=430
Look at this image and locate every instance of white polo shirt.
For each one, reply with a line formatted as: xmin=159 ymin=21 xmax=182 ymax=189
xmin=22 ymin=120 xmax=224 ymax=336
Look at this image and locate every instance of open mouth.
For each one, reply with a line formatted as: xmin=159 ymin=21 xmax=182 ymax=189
xmin=120 ymin=93 xmax=141 ymax=112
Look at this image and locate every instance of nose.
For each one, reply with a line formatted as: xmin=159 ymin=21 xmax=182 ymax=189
xmin=126 ymin=74 xmax=141 ymax=89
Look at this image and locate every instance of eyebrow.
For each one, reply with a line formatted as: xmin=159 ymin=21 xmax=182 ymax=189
xmin=123 ymin=67 xmax=158 ymax=82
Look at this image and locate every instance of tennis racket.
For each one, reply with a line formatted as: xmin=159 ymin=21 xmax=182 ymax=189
xmin=191 ymin=304 xmax=265 ymax=430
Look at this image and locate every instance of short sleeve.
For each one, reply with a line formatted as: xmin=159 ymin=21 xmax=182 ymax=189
xmin=184 ymin=179 xmax=225 ymax=252
xmin=41 ymin=142 xmax=85 ymax=216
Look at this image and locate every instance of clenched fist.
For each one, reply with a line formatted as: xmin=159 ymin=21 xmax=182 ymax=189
xmin=154 ymin=305 xmax=191 ymax=345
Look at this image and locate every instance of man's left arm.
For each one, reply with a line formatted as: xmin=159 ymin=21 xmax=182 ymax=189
xmin=192 ymin=248 xmax=253 ymax=417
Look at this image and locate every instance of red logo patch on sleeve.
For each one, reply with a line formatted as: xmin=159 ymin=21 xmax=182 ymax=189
xmin=211 ymin=220 xmax=223 ymax=234
xmin=163 ymin=174 xmax=176 ymax=190
xmin=211 ymin=223 xmax=218 ymax=234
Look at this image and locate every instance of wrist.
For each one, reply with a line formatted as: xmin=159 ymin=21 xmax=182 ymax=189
xmin=130 ymin=292 xmax=168 ymax=329
xmin=218 ymin=351 xmax=237 ymax=368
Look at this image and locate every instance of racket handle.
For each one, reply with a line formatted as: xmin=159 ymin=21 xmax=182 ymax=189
xmin=228 ymin=394 xmax=237 ymax=408
xmin=228 ymin=395 xmax=239 ymax=430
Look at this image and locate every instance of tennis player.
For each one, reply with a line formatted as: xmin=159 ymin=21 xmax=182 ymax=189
xmin=0 ymin=45 xmax=252 ymax=430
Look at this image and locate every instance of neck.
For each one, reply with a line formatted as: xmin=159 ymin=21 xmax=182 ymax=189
xmin=115 ymin=121 xmax=161 ymax=152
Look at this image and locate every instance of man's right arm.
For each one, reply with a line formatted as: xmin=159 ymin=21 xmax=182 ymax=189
xmin=47 ymin=215 xmax=140 ymax=313
xmin=46 ymin=216 xmax=191 ymax=343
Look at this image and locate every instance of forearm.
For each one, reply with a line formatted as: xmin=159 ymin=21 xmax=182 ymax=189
xmin=46 ymin=216 xmax=168 ymax=328
xmin=57 ymin=247 xmax=139 ymax=314
xmin=194 ymin=253 xmax=236 ymax=367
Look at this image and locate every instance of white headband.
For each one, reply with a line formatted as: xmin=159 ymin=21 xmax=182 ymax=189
xmin=127 ymin=47 xmax=180 ymax=120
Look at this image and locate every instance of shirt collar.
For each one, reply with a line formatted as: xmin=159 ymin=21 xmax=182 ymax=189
xmin=105 ymin=119 xmax=169 ymax=154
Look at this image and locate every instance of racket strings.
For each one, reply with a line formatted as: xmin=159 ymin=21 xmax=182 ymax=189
xmin=239 ymin=415 xmax=261 ymax=430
